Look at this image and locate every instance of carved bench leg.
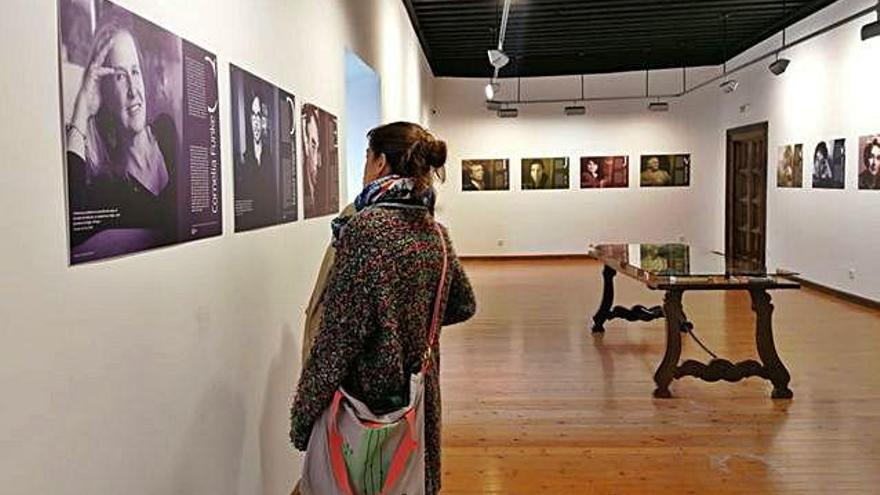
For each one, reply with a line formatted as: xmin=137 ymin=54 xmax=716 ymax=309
xmin=592 ymin=265 xmax=616 ymax=333
xmin=653 ymin=290 xmax=684 ymax=398
xmin=750 ymin=289 xmax=793 ymax=399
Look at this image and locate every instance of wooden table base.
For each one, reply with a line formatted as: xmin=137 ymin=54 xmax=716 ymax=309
xmin=591 ymin=267 xmax=793 ymax=399
xmin=592 ymin=266 xmax=665 ymax=332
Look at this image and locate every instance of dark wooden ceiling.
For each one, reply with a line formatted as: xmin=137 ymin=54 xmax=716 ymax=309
xmin=402 ymin=0 xmax=841 ymax=78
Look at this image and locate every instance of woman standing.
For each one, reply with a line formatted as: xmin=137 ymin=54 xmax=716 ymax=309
xmin=291 ymin=122 xmax=476 ymax=495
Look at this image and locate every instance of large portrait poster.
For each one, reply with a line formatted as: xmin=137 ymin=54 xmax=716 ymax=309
xmin=301 ymin=104 xmax=340 ymax=219
xmin=59 ymin=0 xmax=221 ymax=264
xmin=230 ymin=65 xmax=297 ymax=232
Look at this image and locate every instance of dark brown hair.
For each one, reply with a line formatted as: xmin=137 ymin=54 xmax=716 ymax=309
xmin=864 ymin=138 xmax=880 ymax=168
xmin=367 ymin=122 xmax=447 ymax=192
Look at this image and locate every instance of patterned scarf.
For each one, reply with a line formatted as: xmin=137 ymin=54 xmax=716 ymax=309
xmin=331 ymin=175 xmax=435 ymax=242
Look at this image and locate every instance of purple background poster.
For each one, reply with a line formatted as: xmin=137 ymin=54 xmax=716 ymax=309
xmin=58 ymin=0 xmax=221 ymax=264
xmin=301 ymin=103 xmax=340 ymax=219
xmin=230 ymin=65 xmax=298 ymax=232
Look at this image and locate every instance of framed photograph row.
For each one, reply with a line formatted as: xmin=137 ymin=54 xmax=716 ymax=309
xmin=777 ymin=135 xmax=879 ymax=190
xmin=461 ymin=154 xmax=691 ymax=191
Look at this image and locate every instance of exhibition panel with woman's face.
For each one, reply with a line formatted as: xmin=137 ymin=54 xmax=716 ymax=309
xmin=58 ymin=0 xmax=221 ymax=264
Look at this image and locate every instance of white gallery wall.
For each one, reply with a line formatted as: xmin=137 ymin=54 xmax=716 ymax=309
xmin=712 ymin=0 xmax=880 ymax=301
xmin=432 ymin=67 xmax=724 ymax=255
xmin=0 ymin=0 xmax=431 ymax=494
xmin=433 ymin=0 xmax=880 ymax=301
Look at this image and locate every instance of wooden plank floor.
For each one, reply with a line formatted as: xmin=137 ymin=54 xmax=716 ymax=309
xmin=440 ymin=259 xmax=880 ymax=494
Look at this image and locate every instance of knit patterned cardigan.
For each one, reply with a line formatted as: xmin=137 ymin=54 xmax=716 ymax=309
xmin=290 ymin=205 xmax=476 ymax=495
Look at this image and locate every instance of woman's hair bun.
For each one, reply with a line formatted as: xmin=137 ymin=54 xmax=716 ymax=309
xmin=367 ymin=121 xmax=448 ymax=191
xmin=423 ymin=137 xmax=447 ymax=169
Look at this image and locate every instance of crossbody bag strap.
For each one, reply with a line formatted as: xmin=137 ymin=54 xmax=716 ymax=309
xmin=420 ymin=222 xmax=448 ymax=374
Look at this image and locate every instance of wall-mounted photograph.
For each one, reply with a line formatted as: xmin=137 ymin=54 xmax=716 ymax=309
xmin=462 ymin=159 xmax=509 ymax=191
xmin=858 ymin=134 xmax=880 ymax=190
xmin=58 ymin=0 xmax=221 ymax=264
xmin=812 ymin=139 xmax=846 ymax=189
xmin=777 ymin=144 xmax=803 ymax=188
xmin=301 ymin=103 xmax=340 ymax=219
xmin=230 ymin=65 xmax=297 ymax=232
xmin=580 ymin=156 xmax=628 ymax=188
xmin=640 ymin=154 xmax=690 ymax=187
xmin=521 ymin=157 xmax=569 ymax=190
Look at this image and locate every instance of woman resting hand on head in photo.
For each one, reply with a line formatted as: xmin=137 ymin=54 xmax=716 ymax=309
xmin=65 ymin=21 xmax=177 ymax=247
xmin=290 ymin=122 xmax=476 ymax=495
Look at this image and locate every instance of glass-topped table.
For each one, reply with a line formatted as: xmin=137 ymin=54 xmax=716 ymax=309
xmin=590 ymin=243 xmax=799 ymax=290
xmin=588 ymin=243 xmax=800 ymax=398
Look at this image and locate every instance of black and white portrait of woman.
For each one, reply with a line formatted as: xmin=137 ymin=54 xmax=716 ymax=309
xmin=812 ymin=139 xmax=845 ymax=189
xmin=59 ymin=0 xmax=221 ymax=263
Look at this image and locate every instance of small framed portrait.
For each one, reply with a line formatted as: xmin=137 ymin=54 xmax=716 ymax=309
xmin=858 ymin=135 xmax=880 ymax=190
xmin=581 ymin=156 xmax=628 ymax=188
xmin=462 ymin=159 xmax=509 ymax=191
xmin=521 ymin=157 xmax=569 ymax=190
xmin=640 ymin=154 xmax=690 ymax=187
xmin=777 ymin=144 xmax=803 ymax=188
xmin=811 ymin=139 xmax=845 ymax=189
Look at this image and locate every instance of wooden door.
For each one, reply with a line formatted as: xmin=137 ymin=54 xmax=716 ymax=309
xmin=726 ymin=122 xmax=768 ymax=268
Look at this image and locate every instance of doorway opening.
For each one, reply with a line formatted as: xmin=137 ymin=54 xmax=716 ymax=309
xmin=726 ymin=122 xmax=769 ymax=267
xmin=344 ymin=50 xmax=381 ymax=203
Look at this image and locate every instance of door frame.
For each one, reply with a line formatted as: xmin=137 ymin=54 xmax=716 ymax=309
xmin=725 ymin=121 xmax=769 ymax=266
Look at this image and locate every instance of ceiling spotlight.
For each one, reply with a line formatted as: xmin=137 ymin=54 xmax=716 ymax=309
xmin=564 ymin=105 xmax=586 ymax=116
xmin=720 ymin=79 xmax=739 ymax=93
xmin=769 ymin=57 xmax=790 ymax=76
xmin=864 ymin=21 xmax=880 ymax=40
xmin=717 ymin=14 xmax=739 ymax=94
xmin=648 ymin=101 xmax=669 ymax=112
xmin=484 ymin=81 xmax=499 ymax=100
xmin=487 ymin=49 xmax=510 ymax=69
xmin=864 ymin=1 xmax=880 ymax=40
xmin=497 ymin=107 xmax=518 ymax=118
